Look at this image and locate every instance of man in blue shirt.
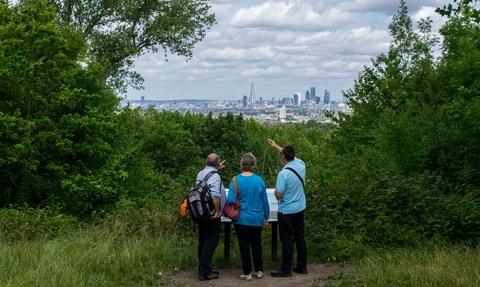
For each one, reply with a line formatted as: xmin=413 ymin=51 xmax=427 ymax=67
xmin=267 ymin=139 xmax=308 ymax=277
xmin=196 ymin=153 xmax=226 ymax=281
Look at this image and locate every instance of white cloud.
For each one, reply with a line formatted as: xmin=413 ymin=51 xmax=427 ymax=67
xmin=230 ymin=1 xmax=355 ymax=31
xmin=128 ymin=0 xmax=448 ymax=102
xmin=199 ymin=46 xmax=277 ymax=61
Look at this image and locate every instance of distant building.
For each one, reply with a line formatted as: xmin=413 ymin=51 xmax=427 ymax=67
xmin=310 ymin=87 xmax=316 ymax=102
xmin=250 ymin=80 xmax=255 ymax=104
xmin=282 ymin=97 xmax=292 ymax=105
xmin=324 ymin=90 xmax=330 ymax=104
xmin=242 ymin=95 xmax=248 ymax=109
xmin=293 ymin=92 xmax=301 ymax=105
xmin=141 ymin=95 xmax=145 ymax=105
xmin=279 ymin=106 xmax=286 ymax=119
xmin=305 ymin=90 xmax=310 ymax=101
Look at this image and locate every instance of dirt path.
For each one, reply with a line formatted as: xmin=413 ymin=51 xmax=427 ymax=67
xmin=164 ymin=263 xmax=341 ymax=287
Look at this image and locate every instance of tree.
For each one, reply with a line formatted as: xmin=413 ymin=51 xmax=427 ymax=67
xmin=431 ymin=0 xmax=480 ymax=190
xmin=344 ymin=0 xmax=438 ymax=115
xmin=331 ymin=0 xmax=438 ymax=174
xmin=18 ymin=0 xmax=217 ymax=94
xmin=436 ymin=0 xmax=480 ymax=23
xmin=308 ymin=0 xmax=480 ymax=247
xmin=0 ymin=1 xmax=125 ymax=216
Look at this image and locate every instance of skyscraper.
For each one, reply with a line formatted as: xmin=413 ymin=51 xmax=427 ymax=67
xmin=293 ymin=93 xmax=299 ymax=105
xmin=310 ymin=87 xmax=316 ymax=103
xmin=250 ymin=80 xmax=255 ymax=104
xmin=305 ymin=90 xmax=310 ymax=101
xmin=242 ymin=95 xmax=248 ymax=109
xmin=324 ymin=90 xmax=330 ymax=104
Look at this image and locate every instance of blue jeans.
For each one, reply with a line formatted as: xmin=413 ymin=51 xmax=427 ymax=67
xmin=278 ymin=210 xmax=307 ymax=271
xmin=234 ymin=224 xmax=263 ymax=275
xmin=197 ymin=217 xmax=221 ymax=277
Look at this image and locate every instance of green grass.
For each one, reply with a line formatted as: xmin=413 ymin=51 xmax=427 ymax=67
xmin=2 ymin=214 xmax=479 ymax=287
xmin=0 ymin=230 xmax=199 ymax=287
xmin=0 ymin=220 xmax=275 ymax=287
xmin=324 ymin=244 xmax=480 ymax=287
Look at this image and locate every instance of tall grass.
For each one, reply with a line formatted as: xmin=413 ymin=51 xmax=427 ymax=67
xmin=0 ymin=230 xmax=199 ymax=287
xmin=3 ymin=206 xmax=479 ymax=287
xmin=0 ymin=211 xmax=269 ymax=286
xmin=0 ymin=206 xmax=204 ymax=287
xmin=324 ymin=244 xmax=480 ymax=287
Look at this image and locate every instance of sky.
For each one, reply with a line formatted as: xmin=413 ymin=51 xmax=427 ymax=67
xmin=126 ymin=0 xmax=448 ymax=102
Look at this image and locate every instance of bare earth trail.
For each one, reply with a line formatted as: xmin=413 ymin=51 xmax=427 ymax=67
xmin=164 ymin=263 xmax=342 ymax=287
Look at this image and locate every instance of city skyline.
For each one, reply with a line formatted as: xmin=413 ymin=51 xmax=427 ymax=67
xmin=126 ymin=0 xmax=446 ymax=102
xmin=133 ymin=84 xmax=336 ymax=106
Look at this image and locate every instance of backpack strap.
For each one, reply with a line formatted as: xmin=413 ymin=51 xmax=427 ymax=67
xmin=285 ymin=167 xmax=304 ymax=188
xmin=202 ymin=170 xmax=218 ymax=183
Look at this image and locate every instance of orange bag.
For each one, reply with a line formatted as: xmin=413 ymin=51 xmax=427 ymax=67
xmin=180 ymin=199 xmax=188 ymax=216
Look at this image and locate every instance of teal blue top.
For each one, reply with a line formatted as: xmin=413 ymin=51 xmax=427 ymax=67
xmin=227 ymin=174 xmax=270 ymax=227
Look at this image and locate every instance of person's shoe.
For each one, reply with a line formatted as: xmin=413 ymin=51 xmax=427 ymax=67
xmin=240 ymin=273 xmax=252 ymax=281
xmin=211 ymin=269 xmax=220 ymax=275
xmin=270 ymin=269 xmax=292 ymax=277
xmin=256 ymin=271 xmax=263 ymax=279
xmin=293 ymin=267 xmax=308 ymax=274
xmin=199 ymin=273 xmax=219 ymax=281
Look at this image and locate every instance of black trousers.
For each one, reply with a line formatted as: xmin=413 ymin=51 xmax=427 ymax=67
xmin=278 ymin=210 xmax=307 ymax=271
xmin=234 ymin=224 xmax=263 ymax=275
xmin=197 ymin=217 xmax=221 ymax=277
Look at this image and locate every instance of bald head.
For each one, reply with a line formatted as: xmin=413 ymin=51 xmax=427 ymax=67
xmin=206 ymin=153 xmax=220 ymax=167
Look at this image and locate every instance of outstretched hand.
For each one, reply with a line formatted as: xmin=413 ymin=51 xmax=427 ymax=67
xmin=267 ymin=139 xmax=282 ymax=152
xmin=217 ymin=160 xmax=225 ymax=170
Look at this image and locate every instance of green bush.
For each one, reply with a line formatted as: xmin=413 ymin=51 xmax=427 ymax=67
xmin=0 ymin=206 xmax=81 ymax=241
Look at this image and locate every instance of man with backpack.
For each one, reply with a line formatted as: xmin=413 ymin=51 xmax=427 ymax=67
xmin=195 ymin=153 xmax=226 ymax=281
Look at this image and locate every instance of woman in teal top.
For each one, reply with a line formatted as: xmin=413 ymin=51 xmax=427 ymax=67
xmin=227 ymin=153 xmax=270 ymax=281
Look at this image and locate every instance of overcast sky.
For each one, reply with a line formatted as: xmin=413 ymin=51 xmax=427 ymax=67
xmin=126 ymin=0 xmax=448 ymax=102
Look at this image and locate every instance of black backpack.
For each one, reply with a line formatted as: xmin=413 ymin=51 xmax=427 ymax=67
xmin=187 ymin=171 xmax=218 ymax=222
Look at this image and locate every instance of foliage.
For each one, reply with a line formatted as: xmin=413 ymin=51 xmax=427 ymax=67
xmin=25 ymin=0 xmax=217 ymax=94
xmin=309 ymin=0 xmax=480 ymax=257
xmin=324 ymin=244 xmax=480 ymax=287
xmin=436 ymin=0 xmax=480 ymax=23
xmin=0 ymin=2 xmax=125 ymax=216
xmin=303 ymin=118 xmax=332 ymax=134
xmin=0 ymin=206 xmax=81 ymax=241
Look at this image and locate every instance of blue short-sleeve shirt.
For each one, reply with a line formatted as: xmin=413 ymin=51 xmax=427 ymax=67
xmin=275 ymin=157 xmax=306 ymax=214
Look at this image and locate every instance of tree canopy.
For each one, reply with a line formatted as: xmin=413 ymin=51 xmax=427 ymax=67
xmin=0 ymin=1 xmax=122 ymax=215
xmin=19 ymin=0 xmax=216 ymax=94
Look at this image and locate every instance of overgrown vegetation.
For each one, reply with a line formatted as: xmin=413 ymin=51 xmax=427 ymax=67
xmin=1 ymin=0 xmax=480 ymax=286
xmin=322 ymin=244 xmax=480 ymax=287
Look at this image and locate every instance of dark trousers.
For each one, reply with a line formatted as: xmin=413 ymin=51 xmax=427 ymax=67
xmin=278 ymin=210 xmax=307 ymax=272
xmin=234 ymin=224 xmax=263 ymax=275
xmin=197 ymin=217 xmax=221 ymax=277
